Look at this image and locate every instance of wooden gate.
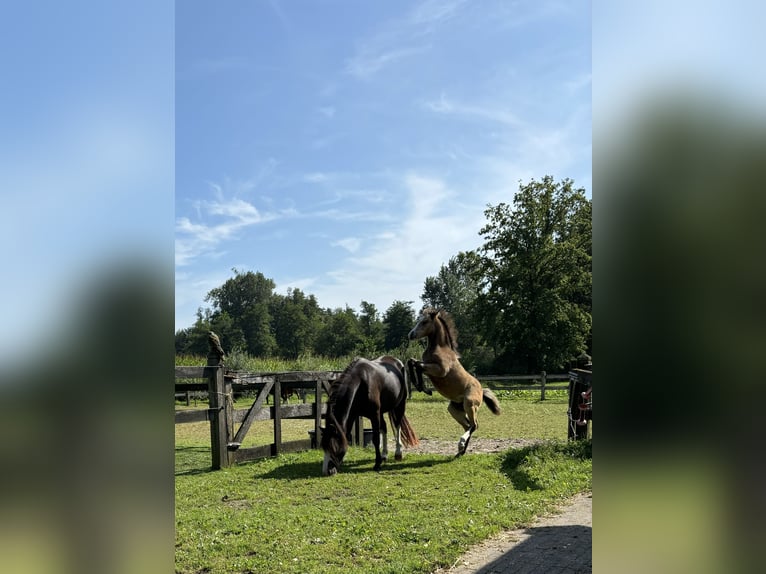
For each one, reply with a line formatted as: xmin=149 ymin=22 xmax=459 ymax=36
xmin=175 ymin=366 xmax=342 ymax=469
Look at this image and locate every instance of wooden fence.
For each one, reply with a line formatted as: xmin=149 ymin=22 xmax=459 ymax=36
xmin=175 ymin=364 xmax=587 ymax=469
xmin=175 ymin=366 xmax=341 ymax=469
xmin=476 ymin=371 xmax=571 ymax=400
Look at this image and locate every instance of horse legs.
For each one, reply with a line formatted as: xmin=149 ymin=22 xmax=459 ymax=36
xmin=448 ymin=400 xmax=479 ymax=457
xmin=391 ymin=404 xmax=405 ymax=461
xmin=380 ymin=416 xmax=389 ymax=462
xmin=370 ymin=410 xmax=384 ymax=471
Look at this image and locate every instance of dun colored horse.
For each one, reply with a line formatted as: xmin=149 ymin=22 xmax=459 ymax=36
xmin=408 ymin=308 xmax=501 ymax=456
xmin=321 ymin=355 xmax=418 ymax=476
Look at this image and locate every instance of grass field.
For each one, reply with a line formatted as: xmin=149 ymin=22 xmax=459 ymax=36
xmin=175 ymin=392 xmax=591 ymax=573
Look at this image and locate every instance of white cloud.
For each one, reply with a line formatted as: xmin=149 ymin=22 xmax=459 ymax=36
xmin=304 ymin=172 xmax=328 ymax=183
xmin=332 ymin=237 xmax=362 ymax=253
xmin=175 ymin=189 xmax=276 ymax=267
xmin=345 ymin=46 xmax=428 ymax=79
xmin=423 ymin=93 xmax=523 ymax=128
xmin=307 ymin=172 xmax=484 ymax=312
xmin=407 ymin=0 xmax=467 ymax=27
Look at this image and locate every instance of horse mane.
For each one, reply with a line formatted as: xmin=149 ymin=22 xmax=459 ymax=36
xmin=423 ymin=308 xmax=459 ymax=353
xmin=329 ymin=357 xmax=363 ymax=401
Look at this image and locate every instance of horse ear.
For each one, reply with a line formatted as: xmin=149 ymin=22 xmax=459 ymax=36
xmin=430 ymin=309 xmax=440 ymax=318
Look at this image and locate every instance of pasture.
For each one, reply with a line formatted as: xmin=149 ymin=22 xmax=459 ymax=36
xmin=176 ymin=393 xmax=591 ymax=573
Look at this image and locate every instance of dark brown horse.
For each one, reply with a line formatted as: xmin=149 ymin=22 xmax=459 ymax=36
xmin=408 ymin=308 xmax=501 ymax=456
xmin=321 ymin=355 xmax=418 ymax=476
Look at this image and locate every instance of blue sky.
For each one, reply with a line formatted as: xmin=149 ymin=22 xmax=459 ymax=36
xmin=176 ymin=0 xmax=592 ymax=331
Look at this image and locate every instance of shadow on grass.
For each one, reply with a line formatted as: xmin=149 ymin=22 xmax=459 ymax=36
xmin=175 ymin=446 xmax=214 ymax=476
xmin=256 ymin=452 xmax=454 ymax=480
xmin=500 ymin=440 xmax=592 ymax=491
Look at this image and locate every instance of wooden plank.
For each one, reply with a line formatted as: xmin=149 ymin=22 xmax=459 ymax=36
xmin=230 ymin=444 xmax=272 ymax=463
xmin=175 ymin=366 xmax=208 ymax=378
xmin=280 ymin=403 xmax=315 ymax=419
xmin=483 ymin=383 xmax=569 ymax=391
xmin=228 ymin=439 xmax=314 ymax=464
xmin=175 ymin=382 xmax=208 ymax=392
xmin=228 ymin=375 xmax=277 ymax=385
xmin=174 ymin=409 xmax=209 ymax=424
xmin=232 ymin=407 xmax=271 ymax=424
xmin=478 ymin=373 xmax=570 ymax=381
xmin=229 ymin=402 xmax=326 ymax=425
xmin=278 ymin=438 xmax=312 ymax=454
xmin=230 ymin=381 xmax=274 ymax=447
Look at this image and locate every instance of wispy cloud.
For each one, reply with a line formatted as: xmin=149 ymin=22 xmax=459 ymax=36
xmin=332 ymin=237 xmax=362 ymax=253
xmin=307 ymin=172 xmax=483 ymax=311
xmin=175 ymin=187 xmax=277 ymax=267
xmin=423 ymin=93 xmax=524 ymax=128
xmin=407 ymin=0 xmax=467 ymax=28
xmin=345 ymin=46 xmax=429 ymax=79
xmin=344 ymin=0 xmax=467 ymax=80
xmin=565 ymin=72 xmax=592 ymax=94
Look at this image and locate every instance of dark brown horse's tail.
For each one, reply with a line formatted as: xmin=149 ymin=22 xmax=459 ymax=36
xmin=390 ymin=413 xmax=420 ymax=447
xmin=482 ymin=388 xmax=502 ymax=416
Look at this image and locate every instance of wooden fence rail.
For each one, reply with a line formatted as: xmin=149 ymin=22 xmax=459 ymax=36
xmin=476 ymin=371 xmax=570 ymax=400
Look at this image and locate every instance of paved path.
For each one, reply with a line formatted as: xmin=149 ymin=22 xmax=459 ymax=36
xmin=434 ymin=492 xmax=592 ymax=574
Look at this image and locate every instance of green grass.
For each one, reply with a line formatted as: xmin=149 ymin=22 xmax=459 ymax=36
xmin=175 ymin=441 xmax=591 ymax=573
xmin=176 ymin=392 xmax=591 ymax=573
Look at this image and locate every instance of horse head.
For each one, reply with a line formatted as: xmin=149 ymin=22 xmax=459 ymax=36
xmin=408 ymin=308 xmax=440 ymax=341
xmin=320 ymin=415 xmax=349 ymax=476
xmin=409 ymin=308 xmax=459 ymax=352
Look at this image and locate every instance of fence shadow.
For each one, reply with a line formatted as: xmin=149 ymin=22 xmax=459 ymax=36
xmin=468 ymin=524 xmax=592 ymax=573
xmin=255 ymin=452 xmax=454 ymax=480
xmin=175 ymin=446 xmax=214 ymax=476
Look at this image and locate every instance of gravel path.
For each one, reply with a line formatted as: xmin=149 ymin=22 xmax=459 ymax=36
xmin=408 ymin=439 xmax=592 ymax=574
xmin=433 ymin=492 xmax=592 ymax=574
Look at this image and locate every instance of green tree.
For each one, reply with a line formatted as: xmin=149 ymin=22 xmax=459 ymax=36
xmin=205 ymin=269 xmax=277 ymax=356
xmin=357 ymin=300 xmax=384 ymax=355
xmin=315 ymin=306 xmax=363 ymax=357
xmin=477 ymin=176 xmax=591 ymax=372
xmin=174 ymin=307 xmax=212 ymax=355
xmin=382 ymin=300 xmax=416 ymax=350
xmin=269 ymin=288 xmax=323 ymax=358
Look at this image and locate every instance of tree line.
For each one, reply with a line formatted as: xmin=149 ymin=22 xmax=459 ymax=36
xmin=175 ymin=176 xmax=591 ymax=373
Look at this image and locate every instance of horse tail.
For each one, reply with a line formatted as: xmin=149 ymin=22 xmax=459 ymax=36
xmin=482 ymin=388 xmax=502 ymax=416
xmin=389 ymin=412 xmax=419 ymax=447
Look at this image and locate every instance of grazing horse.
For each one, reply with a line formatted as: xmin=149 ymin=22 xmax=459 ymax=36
xmin=408 ymin=308 xmax=501 ymax=456
xmin=321 ymin=355 xmax=419 ymax=476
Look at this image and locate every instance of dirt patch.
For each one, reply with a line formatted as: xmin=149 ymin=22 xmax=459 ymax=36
xmin=405 ymin=437 xmax=544 ymax=456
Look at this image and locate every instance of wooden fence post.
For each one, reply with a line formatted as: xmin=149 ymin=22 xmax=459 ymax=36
xmin=540 ymin=370 xmax=547 ymax=401
xmin=206 ymin=331 xmax=230 ymax=469
xmin=314 ymin=379 xmax=323 ymax=449
xmin=206 ymin=365 xmax=230 ymax=469
xmin=273 ymin=378 xmax=283 ymax=456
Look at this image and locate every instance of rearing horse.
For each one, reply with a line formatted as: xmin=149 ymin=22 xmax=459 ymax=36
xmin=408 ymin=308 xmax=501 ymax=456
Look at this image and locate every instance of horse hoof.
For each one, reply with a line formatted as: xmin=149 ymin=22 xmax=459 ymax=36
xmin=373 ymin=464 xmax=382 ymax=472
xmin=395 ymin=453 xmax=403 ymax=461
